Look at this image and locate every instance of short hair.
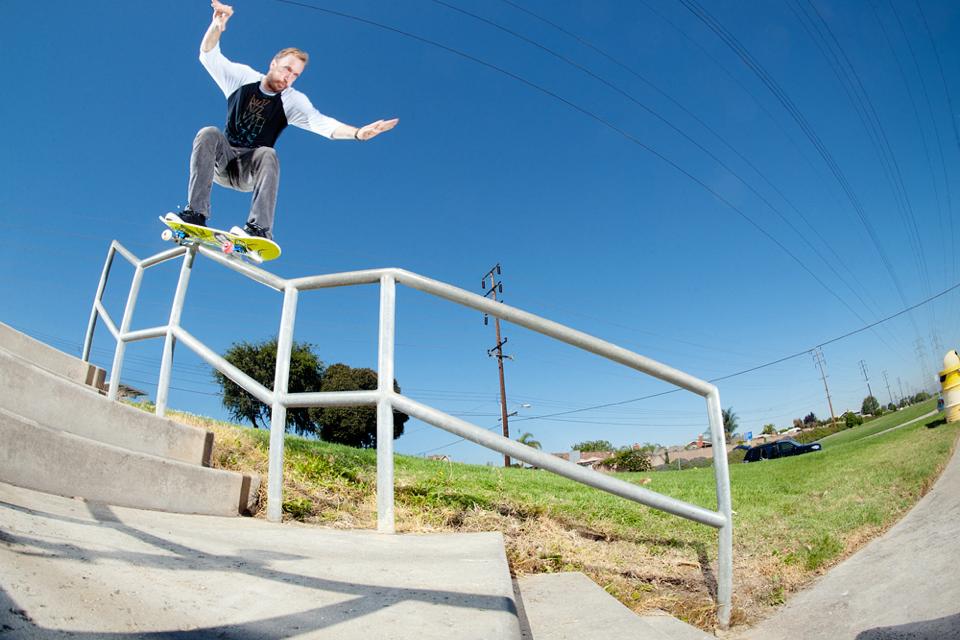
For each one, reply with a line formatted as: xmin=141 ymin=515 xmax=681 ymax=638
xmin=273 ymin=47 xmax=309 ymax=66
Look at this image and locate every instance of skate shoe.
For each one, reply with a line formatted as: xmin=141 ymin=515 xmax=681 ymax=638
xmin=229 ymin=221 xmax=269 ymax=239
xmin=165 ymin=209 xmax=207 ymax=227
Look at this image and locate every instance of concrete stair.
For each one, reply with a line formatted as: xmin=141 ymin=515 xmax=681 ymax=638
xmin=0 ymin=322 xmax=258 ymax=516
xmin=0 ymin=321 xmax=107 ymax=391
xmin=516 ymin=572 xmax=713 ymax=639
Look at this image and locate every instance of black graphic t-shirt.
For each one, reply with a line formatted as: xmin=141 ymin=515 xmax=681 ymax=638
xmin=225 ymin=83 xmax=288 ymax=148
xmin=200 ymin=44 xmax=343 ymax=148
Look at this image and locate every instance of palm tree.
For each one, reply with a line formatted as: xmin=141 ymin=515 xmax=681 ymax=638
xmin=517 ymin=432 xmax=542 ymax=449
xmin=722 ymin=407 xmax=739 ymax=443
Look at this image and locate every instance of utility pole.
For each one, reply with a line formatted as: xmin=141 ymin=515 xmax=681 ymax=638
xmin=859 ymin=359 xmax=873 ymax=399
xmin=915 ymin=338 xmax=932 ymax=393
xmin=882 ymin=370 xmax=893 ymax=406
xmin=812 ymin=348 xmax=837 ymax=427
xmin=898 ymin=377 xmax=905 ymax=403
xmin=482 ymin=263 xmax=513 ymax=468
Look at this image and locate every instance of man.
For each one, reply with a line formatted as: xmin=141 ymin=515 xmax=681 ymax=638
xmin=170 ymin=0 xmax=398 ymax=241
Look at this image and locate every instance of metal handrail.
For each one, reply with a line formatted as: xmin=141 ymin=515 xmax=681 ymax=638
xmin=83 ymin=240 xmax=734 ymax=627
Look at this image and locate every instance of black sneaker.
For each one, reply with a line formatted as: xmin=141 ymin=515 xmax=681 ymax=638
xmin=243 ymin=221 xmax=269 ymax=238
xmin=166 ymin=209 xmax=207 ymax=227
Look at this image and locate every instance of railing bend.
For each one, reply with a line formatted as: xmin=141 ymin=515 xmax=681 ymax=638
xmin=83 ymin=240 xmax=734 ymax=627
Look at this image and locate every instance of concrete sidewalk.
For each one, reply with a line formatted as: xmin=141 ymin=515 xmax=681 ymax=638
xmin=0 ymin=482 xmax=520 ymax=639
xmin=735 ymin=435 xmax=960 ymax=640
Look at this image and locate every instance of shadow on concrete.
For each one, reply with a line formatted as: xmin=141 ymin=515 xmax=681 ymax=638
xmin=0 ymin=498 xmax=517 ymax=638
xmin=855 ymin=612 xmax=960 ymax=639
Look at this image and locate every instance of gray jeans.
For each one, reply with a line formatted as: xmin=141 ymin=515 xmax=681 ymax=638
xmin=187 ymin=126 xmax=280 ymax=239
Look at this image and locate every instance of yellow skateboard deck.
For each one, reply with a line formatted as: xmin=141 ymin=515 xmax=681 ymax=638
xmin=159 ymin=215 xmax=281 ymax=263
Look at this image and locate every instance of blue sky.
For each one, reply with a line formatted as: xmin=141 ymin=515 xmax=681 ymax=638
xmin=2 ymin=0 xmax=958 ymax=464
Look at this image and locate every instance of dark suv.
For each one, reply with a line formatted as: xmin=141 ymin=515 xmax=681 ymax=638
xmin=743 ymin=439 xmax=822 ymax=463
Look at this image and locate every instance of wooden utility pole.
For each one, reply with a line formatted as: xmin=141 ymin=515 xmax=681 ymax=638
xmin=482 ymin=263 xmax=513 ymax=467
xmin=813 ymin=348 xmax=837 ymax=427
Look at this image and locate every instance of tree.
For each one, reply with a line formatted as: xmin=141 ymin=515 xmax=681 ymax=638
xmin=572 ymin=440 xmax=614 ymax=452
xmin=861 ymin=395 xmax=880 ymax=416
xmin=803 ymin=412 xmax=818 ymax=426
xmin=517 ymin=432 xmax=542 ymax=449
xmin=722 ymin=407 xmax=739 ymax=443
xmin=762 ymin=423 xmax=777 ymax=435
xmin=309 ymin=363 xmax=408 ymax=448
xmin=214 ymin=339 xmax=323 ymax=433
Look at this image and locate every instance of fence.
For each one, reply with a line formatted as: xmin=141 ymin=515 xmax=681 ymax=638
xmin=83 ymin=240 xmax=734 ymax=627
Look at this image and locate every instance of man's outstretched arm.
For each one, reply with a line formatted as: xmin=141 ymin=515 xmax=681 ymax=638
xmin=202 ymin=0 xmax=234 ymax=53
xmin=332 ymin=118 xmax=400 ymax=141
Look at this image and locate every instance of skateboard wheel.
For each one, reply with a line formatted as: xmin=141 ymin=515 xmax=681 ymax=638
xmin=161 ymin=229 xmax=173 ymax=242
xmin=222 ymin=243 xmax=233 ymax=254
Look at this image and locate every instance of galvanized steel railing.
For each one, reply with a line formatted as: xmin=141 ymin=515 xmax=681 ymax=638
xmin=83 ymin=240 xmax=734 ymax=627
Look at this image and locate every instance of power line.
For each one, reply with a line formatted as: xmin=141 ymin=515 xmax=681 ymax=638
xmin=499 ymin=0 xmax=884 ymax=320
xmin=870 ymin=1 xmax=950 ymax=287
xmin=433 ymin=0 xmax=890 ymax=330
xmin=677 ymin=0 xmax=912 ymax=310
xmin=510 ymin=277 xmax=960 ymax=423
xmin=792 ymin=0 xmax=932 ymax=305
xmin=273 ymin=0 xmax=886 ymax=321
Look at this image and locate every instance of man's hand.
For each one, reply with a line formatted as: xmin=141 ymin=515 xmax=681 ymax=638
xmin=211 ymin=0 xmax=234 ymax=31
xmin=356 ymin=118 xmax=399 ymax=141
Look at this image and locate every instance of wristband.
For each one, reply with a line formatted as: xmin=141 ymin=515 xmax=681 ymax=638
xmin=354 ymin=128 xmax=362 ymax=141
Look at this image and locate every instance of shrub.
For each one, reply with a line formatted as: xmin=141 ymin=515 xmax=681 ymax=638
xmin=842 ymin=411 xmax=863 ymax=429
xmin=606 ymin=449 xmax=652 ymax=472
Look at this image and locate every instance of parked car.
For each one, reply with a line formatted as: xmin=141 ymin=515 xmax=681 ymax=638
xmin=743 ymin=439 xmax=822 ymax=463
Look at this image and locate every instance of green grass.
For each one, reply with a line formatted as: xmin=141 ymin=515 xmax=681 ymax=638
xmin=819 ymin=402 xmax=937 ymax=445
xmin=162 ymin=397 xmax=958 ymax=629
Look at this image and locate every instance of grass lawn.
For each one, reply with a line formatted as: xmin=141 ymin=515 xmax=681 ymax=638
xmin=158 ymin=398 xmax=958 ymax=631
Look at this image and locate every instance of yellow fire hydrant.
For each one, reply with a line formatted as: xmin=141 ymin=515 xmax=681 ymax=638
xmin=939 ymin=350 xmax=960 ymax=423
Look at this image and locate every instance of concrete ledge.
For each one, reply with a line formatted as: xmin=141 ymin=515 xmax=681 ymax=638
xmin=0 ymin=322 xmax=106 ymax=391
xmin=516 ymin=572 xmax=712 ymax=639
xmin=0 ymin=408 xmax=259 ymax=516
xmin=0 ymin=347 xmax=212 ymax=466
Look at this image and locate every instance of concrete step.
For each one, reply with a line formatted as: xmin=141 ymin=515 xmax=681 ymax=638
xmin=0 ymin=482 xmax=521 ymax=639
xmin=0 ymin=408 xmax=258 ymax=516
xmin=0 ymin=346 xmax=213 ymax=467
xmin=0 ymin=321 xmax=106 ymax=391
xmin=516 ymin=572 xmax=713 ymax=639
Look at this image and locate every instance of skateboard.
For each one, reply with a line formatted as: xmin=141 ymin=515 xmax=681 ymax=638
xmin=159 ymin=214 xmax=281 ymax=263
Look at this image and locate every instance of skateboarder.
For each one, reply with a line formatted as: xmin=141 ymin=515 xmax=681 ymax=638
xmin=170 ymin=0 xmax=399 ymax=241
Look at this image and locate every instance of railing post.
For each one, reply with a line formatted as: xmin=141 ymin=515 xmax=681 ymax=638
xmin=706 ymin=389 xmax=733 ymax=629
xmin=83 ymin=245 xmax=116 ymax=362
xmin=156 ymin=249 xmax=196 ymax=416
xmin=267 ymin=285 xmax=299 ymax=523
xmin=377 ymin=273 xmax=397 ymax=533
xmin=107 ymin=264 xmax=145 ymax=401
